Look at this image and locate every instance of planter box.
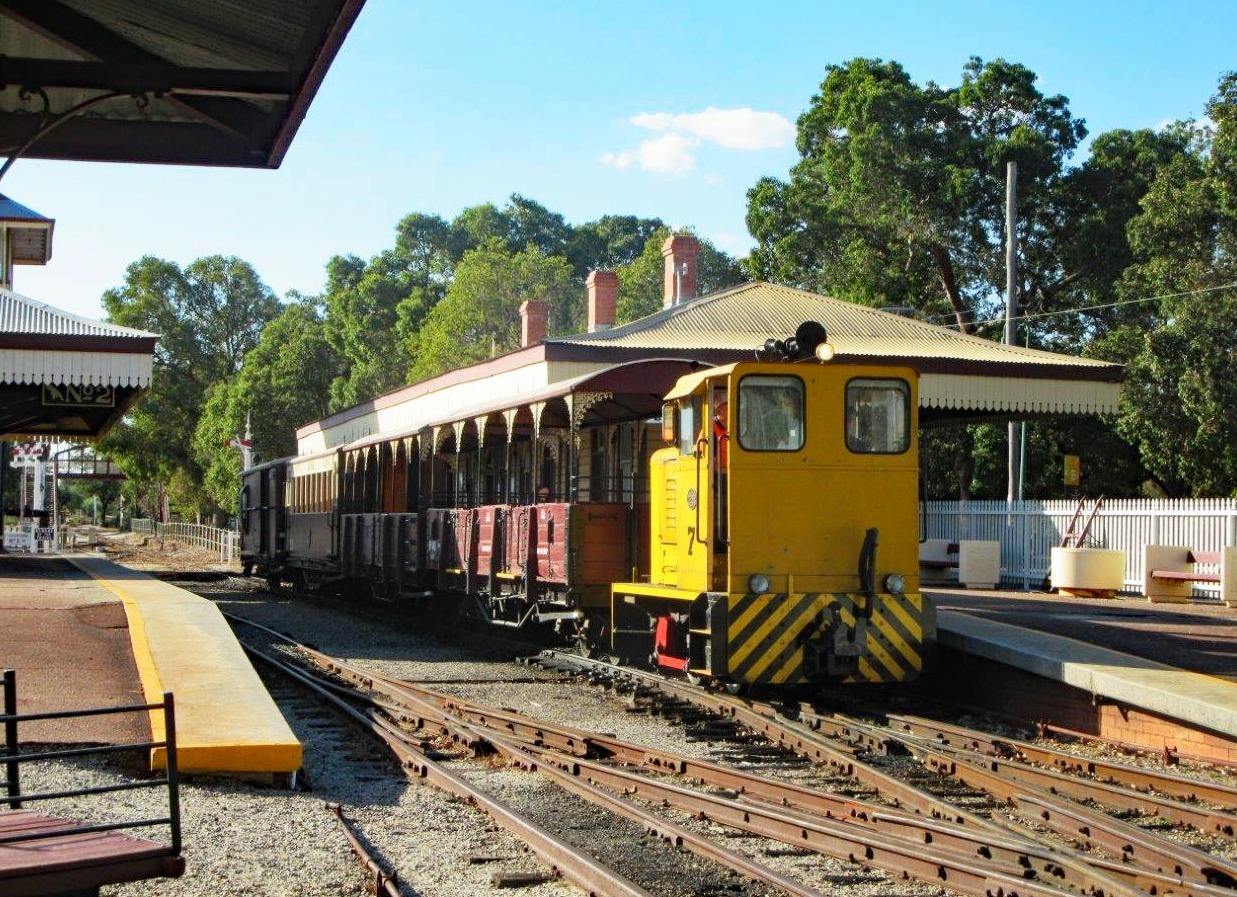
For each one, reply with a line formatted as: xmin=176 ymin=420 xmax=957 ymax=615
xmin=1051 ymin=547 xmax=1125 ymax=597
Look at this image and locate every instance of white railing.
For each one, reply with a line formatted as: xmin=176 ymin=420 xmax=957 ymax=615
xmin=923 ymin=499 xmax=1237 ymax=595
xmin=128 ymin=519 xmax=239 ymax=565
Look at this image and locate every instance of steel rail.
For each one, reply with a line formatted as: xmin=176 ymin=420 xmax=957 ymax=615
xmin=807 ymin=709 xmax=1237 ymax=889
xmin=314 ymin=659 xmax=1147 ymax=897
xmin=278 ymin=647 xmax=833 ymax=897
xmin=234 ymin=628 xmax=832 ymax=897
xmin=304 ymin=651 xmax=1107 ymax=897
xmin=327 ymin=804 xmax=403 ymax=897
xmin=239 ymin=642 xmax=653 ymax=897
xmin=228 ymin=618 xmax=1233 ymax=896
xmin=331 ymin=673 xmax=1138 ymax=895
xmin=357 ymin=671 xmax=1187 ymax=897
xmin=517 ymin=741 xmax=1112 ymax=897
xmin=886 ymin=712 xmax=1237 ymax=820
xmin=530 ymin=652 xmax=991 ymax=824
xmin=531 ymin=650 xmax=1237 ymax=893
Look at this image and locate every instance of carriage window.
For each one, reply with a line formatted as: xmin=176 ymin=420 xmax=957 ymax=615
xmin=737 ymin=376 xmax=804 ymax=452
xmin=846 ymin=379 xmax=910 ymax=454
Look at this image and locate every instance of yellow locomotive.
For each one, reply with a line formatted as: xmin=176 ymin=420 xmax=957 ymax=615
xmin=612 ymin=324 xmax=935 ymax=686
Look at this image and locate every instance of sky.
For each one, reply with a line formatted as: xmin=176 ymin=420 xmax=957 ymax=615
xmin=4 ymin=0 xmax=1236 ymax=321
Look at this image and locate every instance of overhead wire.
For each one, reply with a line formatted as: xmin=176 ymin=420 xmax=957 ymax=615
xmin=931 ymin=280 xmax=1237 ymax=330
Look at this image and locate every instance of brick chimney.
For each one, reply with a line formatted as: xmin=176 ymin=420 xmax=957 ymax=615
xmin=519 ymin=299 xmax=549 ymax=347
xmin=586 ymin=270 xmax=619 ymax=332
xmin=662 ymin=233 xmax=700 ymax=308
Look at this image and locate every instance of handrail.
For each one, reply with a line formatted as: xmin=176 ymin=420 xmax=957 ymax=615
xmin=1 ymin=668 xmax=181 ymax=855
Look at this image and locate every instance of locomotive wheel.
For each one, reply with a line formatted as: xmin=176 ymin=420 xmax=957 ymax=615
xmin=685 ymin=671 xmax=707 ymax=686
xmin=723 ymin=681 xmax=748 ymax=696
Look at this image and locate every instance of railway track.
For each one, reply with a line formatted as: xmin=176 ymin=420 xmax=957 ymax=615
xmin=221 ymin=610 xmax=1237 ymax=897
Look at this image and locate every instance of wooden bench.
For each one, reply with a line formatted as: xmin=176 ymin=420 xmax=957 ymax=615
xmin=1143 ymin=545 xmax=1237 ymax=605
xmin=919 ymin=540 xmax=958 ymax=571
xmin=1 ymin=810 xmax=185 ymax=897
xmin=2 ymin=669 xmax=184 ymax=896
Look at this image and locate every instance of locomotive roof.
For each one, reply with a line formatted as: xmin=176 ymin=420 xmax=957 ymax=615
xmin=661 ymin=359 xmax=919 ymax=402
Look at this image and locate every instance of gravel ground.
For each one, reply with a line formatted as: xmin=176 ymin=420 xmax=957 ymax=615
xmin=20 ymin=542 xmax=1237 ymax=897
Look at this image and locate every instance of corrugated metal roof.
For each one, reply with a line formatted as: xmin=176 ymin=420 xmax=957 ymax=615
xmin=0 ymin=193 xmax=54 ymax=265
xmin=553 ymin=282 xmax=1117 ymax=372
xmin=0 ymin=288 xmax=156 ymax=339
xmin=0 ymin=1 xmax=365 ymax=168
xmin=0 ymin=194 xmax=51 ymax=223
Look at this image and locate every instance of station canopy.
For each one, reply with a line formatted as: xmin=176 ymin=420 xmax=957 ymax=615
xmin=550 ymin=282 xmax=1123 ymax=423
xmin=0 ymin=0 xmax=365 ymax=169
xmin=0 ymin=287 xmax=155 ymax=439
xmin=0 ymin=1 xmax=365 ymax=440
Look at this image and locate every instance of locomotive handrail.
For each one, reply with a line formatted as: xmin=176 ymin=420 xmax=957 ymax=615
xmin=693 ymin=435 xmax=708 ymax=546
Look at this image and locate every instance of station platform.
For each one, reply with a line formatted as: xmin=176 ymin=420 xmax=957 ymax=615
xmin=927 ymin=587 xmax=1237 ymax=762
xmin=0 ymin=554 xmax=301 ymax=776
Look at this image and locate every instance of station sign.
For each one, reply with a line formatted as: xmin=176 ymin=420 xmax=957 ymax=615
xmin=42 ymin=383 xmax=116 ymax=408
xmin=1063 ymin=454 xmax=1081 ymax=487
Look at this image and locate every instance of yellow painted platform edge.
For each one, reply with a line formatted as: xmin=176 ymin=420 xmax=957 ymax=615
xmin=65 ymin=556 xmax=303 ymax=775
xmin=65 ymin=557 xmax=167 ymax=769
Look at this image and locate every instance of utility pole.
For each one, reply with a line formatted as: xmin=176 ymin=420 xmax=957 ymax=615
xmin=1005 ymin=160 xmax=1021 ymax=506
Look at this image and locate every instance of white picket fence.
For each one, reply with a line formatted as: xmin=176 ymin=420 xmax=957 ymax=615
xmin=130 ymin=519 xmax=239 ymax=564
xmin=923 ymin=498 xmax=1237 ymax=594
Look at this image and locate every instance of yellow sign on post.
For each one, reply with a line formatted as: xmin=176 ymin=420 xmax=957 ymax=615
xmin=1063 ymin=454 xmax=1081 ymax=487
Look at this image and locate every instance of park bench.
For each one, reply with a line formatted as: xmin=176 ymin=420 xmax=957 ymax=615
xmin=1142 ymin=545 xmax=1237 ymax=606
xmin=1 ymin=670 xmax=184 ymax=896
xmin=919 ymin=538 xmax=1001 ymax=589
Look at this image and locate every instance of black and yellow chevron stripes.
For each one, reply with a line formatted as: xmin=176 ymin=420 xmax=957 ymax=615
xmin=723 ymin=590 xmax=934 ymax=685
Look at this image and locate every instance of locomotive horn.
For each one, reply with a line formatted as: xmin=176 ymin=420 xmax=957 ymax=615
xmin=785 ymin=321 xmax=828 ymax=360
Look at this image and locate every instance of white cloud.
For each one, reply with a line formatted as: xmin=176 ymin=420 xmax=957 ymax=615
xmin=601 ymin=106 xmax=792 ymax=175
xmin=630 ymin=107 xmax=794 ymax=150
xmin=601 ymin=133 xmax=698 ymax=174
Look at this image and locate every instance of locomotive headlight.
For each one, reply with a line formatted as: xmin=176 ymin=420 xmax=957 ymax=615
xmin=748 ymin=573 xmax=771 ymax=594
xmin=883 ymin=573 xmax=906 ymax=594
xmin=814 ymin=342 xmax=835 ymax=362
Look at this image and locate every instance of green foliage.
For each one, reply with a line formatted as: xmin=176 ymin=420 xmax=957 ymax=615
xmin=409 ymin=242 xmax=578 ymax=382
xmin=1090 ymin=73 xmax=1237 ymax=497
xmin=745 ymin=56 xmax=1088 ymax=334
xmin=100 ymin=255 xmax=280 ymax=519
xmin=191 ymin=299 xmax=339 ymax=512
xmin=615 ymin=227 xmax=744 ymax=323
xmin=321 ymin=213 xmax=456 ymax=410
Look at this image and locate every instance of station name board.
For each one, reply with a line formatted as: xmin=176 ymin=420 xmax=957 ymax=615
xmin=42 ymin=383 xmax=116 ymax=408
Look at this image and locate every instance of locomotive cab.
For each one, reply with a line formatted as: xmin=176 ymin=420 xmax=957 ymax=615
xmin=611 ymin=330 xmax=936 ymax=689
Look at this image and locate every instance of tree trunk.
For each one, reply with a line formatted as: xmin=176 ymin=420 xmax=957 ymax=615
xmin=928 ymin=243 xmax=974 ymax=334
xmin=956 ymin=426 xmax=975 ymax=501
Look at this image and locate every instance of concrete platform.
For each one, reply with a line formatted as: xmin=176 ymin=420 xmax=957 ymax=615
xmin=0 ymin=556 xmax=147 ymax=745
xmin=928 ymin=587 xmax=1237 ymax=756
xmin=1 ymin=554 xmax=300 ymax=775
xmin=67 ymin=555 xmax=301 ymax=775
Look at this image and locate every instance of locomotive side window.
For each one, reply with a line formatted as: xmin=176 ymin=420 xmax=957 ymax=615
xmin=846 ymin=378 xmax=910 ymax=454
xmin=737 ymin=375 xmax=804 ymax=452
xmin=677 ymin=398 xmax=699 ymax=456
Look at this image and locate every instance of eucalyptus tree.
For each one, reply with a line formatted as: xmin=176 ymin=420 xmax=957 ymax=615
xmin=100 ymin=255 xmax=280 ymax=519
xmin=1097 ymin=74 xmax=1237 ymax=496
